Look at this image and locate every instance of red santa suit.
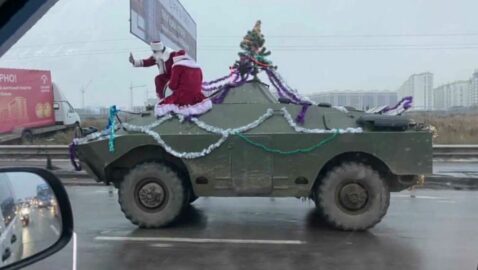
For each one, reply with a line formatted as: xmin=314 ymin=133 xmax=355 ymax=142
xmin=155 ymin=53 xmax=212 ymax=117
xmin=132 ymin=41 xmax=181 ymax=98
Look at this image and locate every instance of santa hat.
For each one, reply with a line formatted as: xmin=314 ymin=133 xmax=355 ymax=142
xmin=150 ymin=41 xmax=165 ymax=52
xmin=151 ymin=40 xmax=173 ymax=61
xmin=172 ymin=50 xmax=187 ymax=62
xmin=172 ymin=50 xmax=200 ymax=69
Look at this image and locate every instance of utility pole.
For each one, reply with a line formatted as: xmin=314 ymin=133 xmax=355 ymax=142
xmin=81 ymin=80 xmax=93 ymax=108
xmin=129 ymin=82 xmax=147 ymax=110
xmin=81 ymin=88 xmax=85 ymax=108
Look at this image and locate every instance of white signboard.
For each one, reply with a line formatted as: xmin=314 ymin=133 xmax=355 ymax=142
xmin=130 ymin=0 xmax=197 ymax=59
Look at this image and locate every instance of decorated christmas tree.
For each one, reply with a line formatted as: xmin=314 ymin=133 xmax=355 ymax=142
xmin=233 ymin=20 xmax=275 ymax=78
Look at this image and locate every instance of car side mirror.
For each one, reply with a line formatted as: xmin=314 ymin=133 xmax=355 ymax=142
xmin=0 ymin=168 xmax=73 ymax=270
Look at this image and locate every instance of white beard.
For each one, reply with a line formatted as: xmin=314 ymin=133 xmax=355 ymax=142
xmin=153 ymin=47 xmax=173 ymax=74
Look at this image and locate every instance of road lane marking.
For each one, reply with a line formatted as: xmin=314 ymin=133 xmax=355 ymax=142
xmin=73 ymin=232 xmax=77 ymax=270
xmin=50 ymin=224 xmax=60 ymax=236
xmin=393 ymin=194 xmax=457 ymax=203
xmin=150 ymin=244 xmax=174 ymax=248
xmin=393 ymin=194 xmax=448 ymax=200
xmin=95 ymin=236 xmax=305 ymax=245
xmin=436 ymin=200 xmax=456 ymax=203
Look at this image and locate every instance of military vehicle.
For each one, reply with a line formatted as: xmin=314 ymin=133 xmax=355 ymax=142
xmin=74 ymin=81 xmax=432 ymax=231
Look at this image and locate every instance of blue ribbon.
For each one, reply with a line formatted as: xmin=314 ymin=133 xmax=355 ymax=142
xmin=108 ymin=105 xmax=118 ymax=152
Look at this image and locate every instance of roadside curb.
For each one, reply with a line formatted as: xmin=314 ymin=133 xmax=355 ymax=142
xmin=424 ymin=175 xmax=478 ymax=190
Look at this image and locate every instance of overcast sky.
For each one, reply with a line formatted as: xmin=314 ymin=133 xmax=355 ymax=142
xmin=1 ymin=0 xmax=478 ymax=108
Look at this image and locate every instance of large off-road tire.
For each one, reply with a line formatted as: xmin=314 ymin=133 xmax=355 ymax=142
xmin=118 ymin=162 xmax=186 ymax=228
xmin=314 ymin=162 xmax=390 ymax=231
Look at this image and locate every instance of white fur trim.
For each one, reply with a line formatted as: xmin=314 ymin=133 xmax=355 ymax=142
xmin=150 ymin=41 xmax=165 ymax=51
xmin=152 ymin=47 xmax=174 ymax=63
xmin=133 ymin=59 xmax=143 ymax=67
xmin=173 ymin=55 xmax=189 ymax=62
xmin=156 ymin=60 xmax=165 ymax=74
xmin=155 ymin=98 xmax=212 ymax=117
xmin=172 ymin=55 xmax=200 ymax=69
xmin=173 ymin=60 xmax=200 ymax=69
xmin=173 ymin=54 xmax=200 ymax=68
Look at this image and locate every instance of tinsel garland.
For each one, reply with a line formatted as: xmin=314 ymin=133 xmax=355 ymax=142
xmin=208 ymin=66 xmax=325 ymax=124
xmin=190 ymin=108 xmax=275 ymax=136
xmin=122 ymin=120 xmax=228 ymax=159
xmin=74 ymin=67 xmax=364 ymax=161
xmin=71 ymin=106 xmax=362 ymax=166
xmin=211 ymin=74 xmax=251 ymax=104
xmin=68 ymin=143 xmax=82 ymax=171
xmin=266 ymin=68 xmax=316 ymax=105
xmin=235 ymin=131 xmax=338 ymax=155
xmin=265 ymin=68 xmax=303 ymax=104
xmin=108 ymin=106 xmax=118 ymax=152
xmin=280 ymin=108 xmax=363 ymax=134
xmin=202 ymin=72 xmax=240 ymax=92
xmin=202 ymin=73 xmax=233 ymax=86
xmin=108 ymin=108 xmax=361 ymax=159
xmin=380 ymin=96 xmax=413 ymax=115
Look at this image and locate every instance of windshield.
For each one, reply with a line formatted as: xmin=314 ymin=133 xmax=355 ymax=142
xmin=1 ymin=1 xmax=478 ymax=270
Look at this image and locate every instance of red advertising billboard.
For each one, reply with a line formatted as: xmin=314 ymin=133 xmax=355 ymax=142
xmin=0 ymin=68 xmax=54 ymax=134
xmin=130 ymin=0 xmax=197 ymax=59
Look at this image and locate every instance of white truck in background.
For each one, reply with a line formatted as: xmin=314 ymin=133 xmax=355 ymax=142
xmin=0 ymin=68 xmax=81 ymax=144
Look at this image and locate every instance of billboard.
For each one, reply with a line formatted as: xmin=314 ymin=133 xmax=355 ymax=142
xmin=0 ymin=68 xmax=54 ymax=134
xmin=130 ymin=0 xmax=197 ymax=60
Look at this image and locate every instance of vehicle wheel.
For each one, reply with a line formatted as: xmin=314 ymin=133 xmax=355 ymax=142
xmin=314 ymin=162 xmax=390 ymax=231
xmin=118 ymin=162 xmax=186 ymax=228
xmin=21 ymin=130 xmax=33 ymax=144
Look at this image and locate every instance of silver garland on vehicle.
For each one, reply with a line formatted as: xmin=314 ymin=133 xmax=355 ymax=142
xmin=73 ymin=114 xmax=174 ymax=145
xmin=190 ymin=108 xmax=274 ymax=136
xmin=271 ymin=70 xmax=317 ymax=106
xmin=280 ymin=108 xmax=363 ymax=134
xmin=76 ymin=108 xmax=362 ymax=159
xmin=123 ymin=120 xmax=229 ymax=159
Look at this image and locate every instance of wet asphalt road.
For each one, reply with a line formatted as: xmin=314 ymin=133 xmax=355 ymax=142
xmin=21 ymin=207 xmax=62 ymax=260
xmin=23 ymin=186 xmax=478 ymax=270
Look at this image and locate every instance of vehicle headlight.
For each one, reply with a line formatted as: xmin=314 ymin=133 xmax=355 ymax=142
xmin=21 ymin=208 xmax=30 ymax=215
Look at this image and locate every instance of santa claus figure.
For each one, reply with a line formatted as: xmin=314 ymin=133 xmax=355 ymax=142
xmin=129 ymin=41 xmax=211 ymax=116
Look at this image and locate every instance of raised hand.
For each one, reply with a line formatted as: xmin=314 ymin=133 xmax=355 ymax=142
xmin=129 ymin=53 xmax=134 ymax=64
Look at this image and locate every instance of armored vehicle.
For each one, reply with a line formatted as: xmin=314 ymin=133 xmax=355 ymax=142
xmin=74 ymin=81 xmax=432 ymax=231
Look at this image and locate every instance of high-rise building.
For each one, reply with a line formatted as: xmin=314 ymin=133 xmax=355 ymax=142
xmin=433 ymin=80 xmax=471 ymax=110
xmin=397 ymin=72 xmax=434 ymax=110
xmin=471 ymin=70 xmax=478 ymax=105
xmin=309 ymin=90 xmax=397 ymax=110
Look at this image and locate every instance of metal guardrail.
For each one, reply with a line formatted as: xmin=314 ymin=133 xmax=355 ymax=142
xmin=432 ymin=145 xmax=478 ymax=159
xmin=1 ymin=145 xmax=478 ymax=160
xmin=0 ymin=145 xmax=70 ymax=159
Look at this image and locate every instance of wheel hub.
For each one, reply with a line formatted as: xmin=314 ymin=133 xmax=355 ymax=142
xmin=339 ymin=183 xmax=368 ymax=211
xmin=138 ymin=182 xmax=165 ymax=209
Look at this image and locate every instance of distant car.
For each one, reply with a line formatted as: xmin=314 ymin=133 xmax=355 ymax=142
xmin=0 ymin=174 xmax=23 ymax=267
xmin=18 ymin=204 xmax=30 ymax=227
xmin=36 ymin=184 xmax=53 ymax=208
